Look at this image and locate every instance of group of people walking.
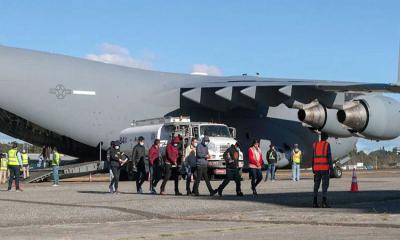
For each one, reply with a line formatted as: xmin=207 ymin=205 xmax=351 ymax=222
xmin=108 ymin=132 xmax=334 ymax=207
xmin=107 ymin=133 xmax=331 ymax=202
xmin=1 ymin=132 xmax=333 ymax=208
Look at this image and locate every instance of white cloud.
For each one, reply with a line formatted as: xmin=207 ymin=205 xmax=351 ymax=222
xmin=191 ymin=64 xmax=223 ymax=76
xmin=86 ymin=43 xmax=153 ymax=70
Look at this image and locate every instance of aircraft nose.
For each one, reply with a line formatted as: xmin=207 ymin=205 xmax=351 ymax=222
xmin=0 ymin=45 xmax=47 ymax=116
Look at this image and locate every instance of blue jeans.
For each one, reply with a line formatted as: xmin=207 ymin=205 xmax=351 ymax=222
xmin=269 ymin=164 xmax=276 ymax=180
xmin=52 ymin=166 xmax=59 ymax=184
xmin=149 ymin=166 xmax=154 ymax=191
xmin=249 ymin=168 xmax=262 ymax=191
xmin=292 ymin=163 xmax=300 ymax=181
xmin=264 ymin=164 xmax=269 ymax=180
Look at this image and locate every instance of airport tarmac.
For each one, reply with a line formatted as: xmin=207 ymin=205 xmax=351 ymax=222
xmin=0 ymin=170 xmax=399 ymax=240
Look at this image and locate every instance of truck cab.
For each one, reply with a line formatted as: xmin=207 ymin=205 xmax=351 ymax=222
xmin=119 ymin=116 xmax=243 ymax=178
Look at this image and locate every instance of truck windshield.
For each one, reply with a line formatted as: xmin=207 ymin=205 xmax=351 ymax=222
xmin=200 ymin=125 xmax=231 ymax=138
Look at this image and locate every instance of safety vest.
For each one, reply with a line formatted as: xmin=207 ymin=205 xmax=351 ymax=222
xmin=22 ymin=153 xmax=29 ymax=165
xmin=268 ymin=151 xmax=276 ymax=160
xmin=8 ymin=148 xmax=19 ymax=166
xmin=292 ymin=150 xmax=302 ymax=164
xmin=0 ymin=157 xmax=8 ymax=170
xmin=52 ymin=152 xmax=60 ymax=166
xmin=312 ymin=141 xmax=330 ymax=171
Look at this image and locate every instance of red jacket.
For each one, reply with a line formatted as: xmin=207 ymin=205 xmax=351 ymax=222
xmin=148 ymin=145 xmax=160 ymax=166
xmin=248 ymin=147 xmax=263 ymax=169
xmin=165 ymin=137 xmax=180 ymax=165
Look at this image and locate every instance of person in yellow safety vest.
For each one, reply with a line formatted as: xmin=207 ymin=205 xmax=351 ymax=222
xmin=22 ymin=149 xmax=30 ymax=179
xmin=0 ymin=153 xmax=8 ymax=184
xmin=52 ymin=147 xmax=61 ymax=186
xmin=291 ymin=144 xmax=303 ymax=181
xmin=7 ymin=142 xmax=23 ymax=192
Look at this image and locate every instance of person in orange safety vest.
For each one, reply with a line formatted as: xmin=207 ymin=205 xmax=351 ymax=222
xmin=312 ymin=133 xmax=333 ymax=208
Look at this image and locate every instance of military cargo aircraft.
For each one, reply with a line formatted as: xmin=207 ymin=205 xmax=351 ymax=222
xmin=0 ymin=45 xmax=399 ymax=176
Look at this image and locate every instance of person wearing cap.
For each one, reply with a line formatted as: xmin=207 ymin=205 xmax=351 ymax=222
xmin=192 ymin=136 xmax=215 ymax=196
xmin=7 ymin=142 xmax=23 ymax=192
xmin=291 ymin=143 xmax=303 ymax=181
xmin=213 ymin=141 xmax=243 ymax=197
xmin=160 ymin=136 xmax=182 ymax=195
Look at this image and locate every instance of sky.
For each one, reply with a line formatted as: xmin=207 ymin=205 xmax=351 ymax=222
xmin=0 ymin=0 xmax=399 ymax=151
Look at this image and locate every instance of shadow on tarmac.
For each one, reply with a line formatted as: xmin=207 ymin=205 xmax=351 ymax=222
xmin=76 ymin=189 xmax=400 ymax=214
xmin=199 ymin=190 xmax=400 ymax=214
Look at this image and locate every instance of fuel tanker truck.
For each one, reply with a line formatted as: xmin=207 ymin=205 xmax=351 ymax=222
xmin=119 ymin=116 xmax=243 ymax=179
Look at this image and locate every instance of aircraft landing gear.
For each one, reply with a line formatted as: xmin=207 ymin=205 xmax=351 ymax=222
xmin=330 ymin=165 xmax=343 ymax=178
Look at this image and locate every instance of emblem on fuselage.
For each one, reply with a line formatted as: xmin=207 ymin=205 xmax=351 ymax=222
xmin=49 ymin=84 xmax=72 ymax=99
xmin=49 ymin=85 xmax=96 ymax=99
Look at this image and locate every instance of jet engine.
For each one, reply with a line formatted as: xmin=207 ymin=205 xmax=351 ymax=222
xmin=297 ymin=103 xmax=352 ymax=137
xmin=337 ymin=95 xmax=400 ymax=140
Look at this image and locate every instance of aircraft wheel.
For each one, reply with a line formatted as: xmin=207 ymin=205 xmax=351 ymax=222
xmin=331 ymin=166 xmax=343 ymax=178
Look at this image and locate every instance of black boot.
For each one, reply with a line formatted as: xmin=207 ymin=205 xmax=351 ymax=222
xmin=252 ymin=189 xmax=258 ymax=196
xmin=210 ymin=189 xmax=218 ymax=196
xmin=322 ymin=197 xmax=331 ymax=208
xmin=236 ymin=191 xmax=244 ymax=197
xmin=313 ymin=197 xmax=320 ymax=208
xmin=218 ymin=188 xmax=223 ymax=197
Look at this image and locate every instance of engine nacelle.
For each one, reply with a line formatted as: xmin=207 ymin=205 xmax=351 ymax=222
xmin=337 ymin=95 xmax=400 ymax=140
xmin=298 ymin=103 xmax=352 ymax=137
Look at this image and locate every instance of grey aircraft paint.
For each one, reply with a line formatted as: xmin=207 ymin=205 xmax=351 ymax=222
xmin=0 ymin=45 xmax=398 ymax=168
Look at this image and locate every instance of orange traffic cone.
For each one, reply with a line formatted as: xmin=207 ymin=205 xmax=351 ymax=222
xmin=350 ymin=168 xmax=359 ymax=192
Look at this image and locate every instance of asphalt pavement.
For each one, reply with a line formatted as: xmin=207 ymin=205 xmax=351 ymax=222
xmin=0 ymin=169 xmax=399 ymax=240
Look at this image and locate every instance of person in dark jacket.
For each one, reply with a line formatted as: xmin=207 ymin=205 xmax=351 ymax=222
xmin=192 ymin=136 xmax=215 ymax=196
xmin=132 ymin=136 xmax=147 ymax=194
xmin=214 ymin=142 xmax=243 ymax=196
xmin=160 ymin=136 xmax=182 ymax=195
xmin=248 ymin=140 xmax=263 ymax=196
xmin=148 ymin=139 xmax=161 ymax=194
xmin=109 ymin=143 xmax=127 ymax=194
xmin=266 ymin=145 xmax=278 ymax=181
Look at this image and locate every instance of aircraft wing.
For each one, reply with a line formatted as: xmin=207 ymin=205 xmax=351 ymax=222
xmin=180 ymin=76 xmax=400 ymax=111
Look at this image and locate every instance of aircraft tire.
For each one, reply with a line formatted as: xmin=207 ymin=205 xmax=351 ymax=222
xmin=331 ymin=166 xmax=343 ymax=178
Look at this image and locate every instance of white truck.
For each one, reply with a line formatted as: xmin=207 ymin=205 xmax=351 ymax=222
xmin=119 ymin=116 xmax=243 ymax=177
